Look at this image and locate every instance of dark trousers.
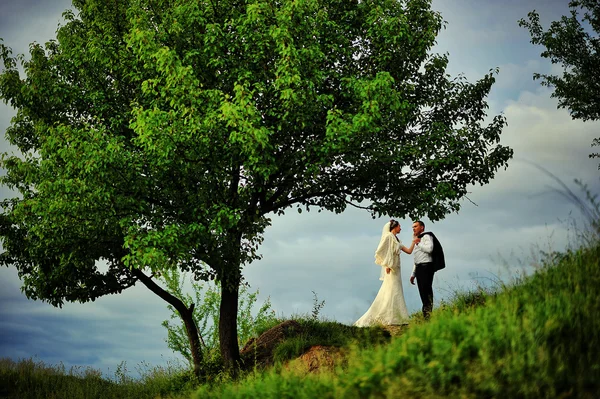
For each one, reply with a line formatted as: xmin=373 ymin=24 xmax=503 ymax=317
xmin=415 ymin=262 xmax=435 ymax=319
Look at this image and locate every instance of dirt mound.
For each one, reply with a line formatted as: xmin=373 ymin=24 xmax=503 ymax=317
xmin=295 ymin=345 xmax=345 ymax=373
xmin=239 ymin=320 xmax=403 ymax=373
xmin=382 ymin=324 xmax=409 ymax=337
xmin=240 ymin=320 xmax=303 ymax=370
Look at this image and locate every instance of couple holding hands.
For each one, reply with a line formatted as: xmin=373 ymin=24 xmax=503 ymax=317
xmin=354 ymin=219 xmax=445 ymax=326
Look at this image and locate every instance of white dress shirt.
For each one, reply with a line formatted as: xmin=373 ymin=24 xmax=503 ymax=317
xmin=411 ymin=234 xmax=433 ymax=277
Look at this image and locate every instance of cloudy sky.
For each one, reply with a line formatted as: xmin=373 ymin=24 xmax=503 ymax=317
xmin=1 ymin=0 xmax=599 ymax=377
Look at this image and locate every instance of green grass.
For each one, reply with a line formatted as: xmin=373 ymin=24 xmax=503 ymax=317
xmin=0 ymin=357 xmax=196 ymax=399
xmin=270 ymin=318 xmax=392 ymax=365
xmin=4 ymin=243 xmax=599 ymax=398
xmin=194 ymin=243 xmax=600 ymax=398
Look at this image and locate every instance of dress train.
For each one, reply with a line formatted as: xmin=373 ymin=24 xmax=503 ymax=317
xmin=354 ymin=267 xmax=409 ymax=326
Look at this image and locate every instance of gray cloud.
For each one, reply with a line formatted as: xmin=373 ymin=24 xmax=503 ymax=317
xmin=0 ymin=0 xmax=72 ymax=53
xmin=0 ymin=266 xmax=182 ymax=376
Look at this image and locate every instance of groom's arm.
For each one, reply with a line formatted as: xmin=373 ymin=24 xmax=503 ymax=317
xmin=419 ymin=234 xmax=434 ymax=253
xmin=410 ymin=264 xmax=417 ymax=285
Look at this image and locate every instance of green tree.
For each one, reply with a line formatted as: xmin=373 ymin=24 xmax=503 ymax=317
xmin=0 ymin=0 xmax=512 ymax=373
xmin=160 ymin=269 xmax=278 ymax=368
xmin=519 ymin=0 xmax=600 ymax=161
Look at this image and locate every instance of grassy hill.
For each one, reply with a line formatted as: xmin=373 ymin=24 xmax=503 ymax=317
xmin=197 ymin=243 xmax=600 ymax=398
xmin=2 ymin=242 xmax=599 ymax=398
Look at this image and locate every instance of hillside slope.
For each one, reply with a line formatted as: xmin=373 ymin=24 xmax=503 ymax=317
xmin=196 ymin=244 xmax=600 ymax=398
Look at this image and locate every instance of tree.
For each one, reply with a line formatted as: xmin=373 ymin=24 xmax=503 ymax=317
xmin=0 ymin=0 xmax=512 ymax=373
xmin=519 ymin=0 xmax=600 ymax=161
xmin=160 ymin=269 xmax=278 ymax=369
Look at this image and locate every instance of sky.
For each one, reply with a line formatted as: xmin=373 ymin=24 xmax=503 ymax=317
xmin=1 ymin=0 xmax=599 ymax=378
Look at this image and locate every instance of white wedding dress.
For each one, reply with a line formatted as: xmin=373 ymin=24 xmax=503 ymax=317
xmin=354 ymin=224 xmax=410 ymax=327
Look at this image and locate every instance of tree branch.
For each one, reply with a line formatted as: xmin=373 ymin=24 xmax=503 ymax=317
xmin=341 ymin=196 xmax=374 ymax=211
xmin=131 ymin=267 xmax=192 ymax=315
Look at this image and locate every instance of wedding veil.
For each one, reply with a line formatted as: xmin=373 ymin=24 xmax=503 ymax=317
xmin=374 ymin=221 xmax=397 ymax=281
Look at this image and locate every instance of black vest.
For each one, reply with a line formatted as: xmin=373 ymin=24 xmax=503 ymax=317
xmin=418 ymin=232 xmax=445 ymax=272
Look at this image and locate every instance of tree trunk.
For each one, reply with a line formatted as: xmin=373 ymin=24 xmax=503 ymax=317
xmin=219 ymin=272 xmax=241 ymax=374
xmin=132 ymin=268 xmax=204 ymax=378
xmin=180 ymin=303 xmax=204 ymax=377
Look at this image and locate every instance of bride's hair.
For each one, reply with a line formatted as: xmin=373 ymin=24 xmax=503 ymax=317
xmin=389 ymin=219 xmax=399 ymax=231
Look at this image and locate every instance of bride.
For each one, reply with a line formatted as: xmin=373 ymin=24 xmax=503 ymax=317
xmin=354 ymin=219 xmax=416 ymax=327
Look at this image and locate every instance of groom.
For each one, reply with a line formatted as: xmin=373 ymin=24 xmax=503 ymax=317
xmin=409 ymin=220 xmax=445 ymax=319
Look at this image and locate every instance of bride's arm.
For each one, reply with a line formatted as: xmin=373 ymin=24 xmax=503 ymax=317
xmin=400 ymin=237 xmax=418 ymax=254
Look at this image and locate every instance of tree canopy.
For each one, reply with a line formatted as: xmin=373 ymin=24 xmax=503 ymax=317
xmin=519 ymin=0 xmax=600 ymax=162
xmin=0 ymin=0 xmax=512 ymax=372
